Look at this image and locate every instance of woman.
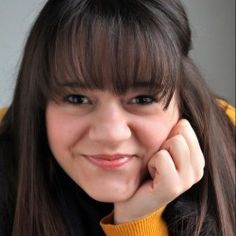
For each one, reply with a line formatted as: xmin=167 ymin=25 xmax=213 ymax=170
xmin=0 ymin=0 xmax=235 ymax=235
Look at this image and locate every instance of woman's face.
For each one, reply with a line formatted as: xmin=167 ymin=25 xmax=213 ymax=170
xmin=46 ymin=88 xmax=179 ymax=202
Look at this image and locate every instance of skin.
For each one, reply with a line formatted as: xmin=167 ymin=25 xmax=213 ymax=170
xmin=46 ymin=88 xmax=204 ymax=223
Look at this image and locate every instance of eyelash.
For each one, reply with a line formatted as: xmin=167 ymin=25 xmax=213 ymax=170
xmin=64 ymin=95 xmax=91 ymax=104
xmin=63 ymin=94 xmax=157 ymax=106
xmin=129 ymin=95 xmax=157 ymax=105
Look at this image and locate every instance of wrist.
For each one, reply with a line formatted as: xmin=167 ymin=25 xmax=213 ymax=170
xmin=100 ymin=207 xmax=168 ymax=236
xmin=114 ymin=204 xmax=166 ymax=224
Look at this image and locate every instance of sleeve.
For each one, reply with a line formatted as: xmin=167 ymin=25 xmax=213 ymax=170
xmin=217 ymin=99 xmax=235 ymax=126
xmin=0 ymin=108 xmax=7 ymax=121
xmin=100 ymin=207 xmax=168 ymax=236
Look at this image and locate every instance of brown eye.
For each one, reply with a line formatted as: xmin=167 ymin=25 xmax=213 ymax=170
xmin=129 ymin=95 xmax=157 ymax=105
xmin=64 ymin=95 xmax=90 ymax=105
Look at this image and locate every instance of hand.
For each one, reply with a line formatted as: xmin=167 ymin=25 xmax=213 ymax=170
xmin=114 ymin=119 xmax=205 ymax=224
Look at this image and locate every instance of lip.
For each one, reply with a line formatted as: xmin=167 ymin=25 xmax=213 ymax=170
xmin=84 ymin=154 xmax=135 ymax=169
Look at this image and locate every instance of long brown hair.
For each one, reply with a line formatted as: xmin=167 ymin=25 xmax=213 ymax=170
xmin=0 ymin=0 xmax=235 ymax=235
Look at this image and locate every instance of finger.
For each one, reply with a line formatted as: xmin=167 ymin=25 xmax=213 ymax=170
xmin=148 ymin=150 xmax=189 ymax=201
xmin=168 ymin=119 xmax=198 ymax=150
xmin=161 ymin=134 xmax=198 ymax=187
xmin=161 ymin=134 xmax=191 ymax=172
xmin=168 ymin=119 xmax=205 ymax=169
xmin=148 ymin=149 xmax=178 ymax=186
xmin=168 ymin=119 xmax=205 ymax=181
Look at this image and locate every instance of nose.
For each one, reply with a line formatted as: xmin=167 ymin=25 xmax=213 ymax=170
xmin=89 ymin=104 xmax=132 ymax=145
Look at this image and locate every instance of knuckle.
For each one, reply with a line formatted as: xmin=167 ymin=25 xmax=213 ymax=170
xmin=193 ymin=154 xmax=205 ymax=181
xmin=183 ymin=176 xmax=194 ymax=190
xmin=177 ymin=119 xmax=190 ymax=130
xmin=170 ymin=119 xmax=193 ymax=137
xmin=168 ymin=184 xmax=183 ymax=197
xmin=180 ymin=119 xmax=191 ymax=128
xmin=172 ymin=134 xmax=185 ymax=144
xmin=163 ymin=134 xmax=186 ymax=151
xmin=194 ymin=168 xmax=204 ymax=182
xmin=200 ymin=153 xmax=205 ymax=168
xmin=158 ymin=149 xmax=169 ymax=157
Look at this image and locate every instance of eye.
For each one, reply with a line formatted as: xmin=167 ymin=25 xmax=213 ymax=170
xmin=129 ymin=95 xmax=157 ymax=105
xmin=64 ymin=94 xmax=91 ymax=105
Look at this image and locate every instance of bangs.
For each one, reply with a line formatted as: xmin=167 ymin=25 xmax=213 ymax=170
xmin=42 ymin=1 xmax=182 ymax=107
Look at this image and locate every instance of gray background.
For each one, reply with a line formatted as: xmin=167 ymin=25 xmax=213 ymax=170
xmin=0 ymin=0 xmax=235 ymax=107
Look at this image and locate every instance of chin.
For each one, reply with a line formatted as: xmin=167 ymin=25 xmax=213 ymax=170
xmin=87 ymin=188 xmax=136 ymax=203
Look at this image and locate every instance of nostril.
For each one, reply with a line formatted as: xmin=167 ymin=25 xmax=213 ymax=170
xmin=89 ymin=123 xmax=131 ymax=143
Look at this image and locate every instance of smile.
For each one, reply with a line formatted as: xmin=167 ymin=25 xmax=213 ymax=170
xmin=84 ymin=154 xmax=135 ymax=169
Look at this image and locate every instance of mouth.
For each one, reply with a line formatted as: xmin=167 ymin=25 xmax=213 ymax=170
xmin=83 ymin=154 xmax=135 ymax=169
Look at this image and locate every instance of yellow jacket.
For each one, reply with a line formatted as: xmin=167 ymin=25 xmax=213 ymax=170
xmin=0 ymin=107 xmax=7 ymax=119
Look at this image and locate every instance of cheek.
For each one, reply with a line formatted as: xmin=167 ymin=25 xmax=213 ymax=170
xmin=46 ymin=110 xmax=84 ymax=157
xmin=139 ymin=122 xmax=171 ymax=149
xmin=133 ymin=114 xmax=179 ymax=155
xmin=47 ymin=121 xmax=70 ymax=153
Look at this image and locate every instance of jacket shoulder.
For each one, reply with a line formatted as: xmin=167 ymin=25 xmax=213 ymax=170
xmin=217 ymin=99 xmax=235 ymax=126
